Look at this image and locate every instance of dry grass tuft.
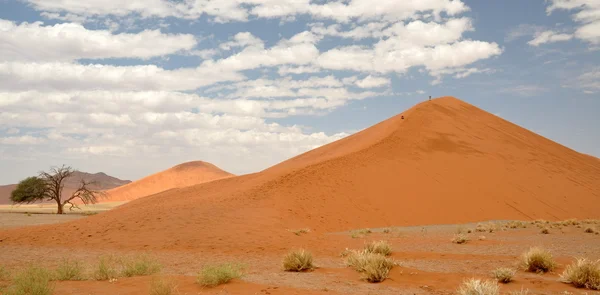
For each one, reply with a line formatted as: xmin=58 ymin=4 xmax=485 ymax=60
xmin=364 ymin=240 xmax=392 ymax=256
xmin=584 ymin=227 xmax=597 ymax=234
xmin=289 ymin=228 xmax=310 ymax=236
xmin=506 ymin=221 xmax=528 ymax=229
xmin=457 ymin=278 xmax=499 ymax=295
xmin=196 ymin=263 xmax=243 ymax=287
xmin=519 ymin=247 xmax=556 ymax=273
xmin=382 ymin=228 xmax=391 ymax=234
xmin=478 ymin=235 xmax=487 ymax=241
xmin=4 ymin=266 xmax=54 ymax=295
xmin=540 ymin=227 xmax=550 ymax=234
xmin=476 ymin=222 xmax=497 ymax=233
xmin=149 ymin=277 xmax=177 ymax=295
xmin=452 ymin=233 xmax=469 ymax=244
xmin=559 ymin=258 xmax=600 ymax=290
xmin=54 ymin=259 xmax=85 ymax=281
xmin=121 ymin=255 xmax=161 ymax=277
xmin=492 ymin=267 xmax=515 ymax=283
xmin=345 ymin=251 xmax=394 ymax=283
xmin=282 ymin=249 xmax=313 ymax=272
xmin=509 ymin=287 xmax=530 ymax=295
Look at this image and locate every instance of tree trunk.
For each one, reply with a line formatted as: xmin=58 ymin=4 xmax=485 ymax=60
xmin=56 ymin=199 xmax=64 ymax=214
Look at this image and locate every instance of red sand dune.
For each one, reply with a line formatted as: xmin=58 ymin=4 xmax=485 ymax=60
xmin=99 ymin=161 xmax=234 ymax=202
xmin=2 ymin=97 xmax=599 ymax=252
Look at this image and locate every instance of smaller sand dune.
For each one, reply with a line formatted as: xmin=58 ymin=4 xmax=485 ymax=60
xmin=101 ymin=161 xmax=233 ymax=202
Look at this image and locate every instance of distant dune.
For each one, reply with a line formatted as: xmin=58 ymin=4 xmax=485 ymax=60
xmin=0 ymin=171 xmax=130 ymax=205
xmin=2 ymin=96 xmax=599 ymax=252
xmin=100 ymin=161 xmax=234 ymax=202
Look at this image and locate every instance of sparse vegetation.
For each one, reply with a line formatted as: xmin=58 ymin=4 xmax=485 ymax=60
xmin=150 ymin=277 xmax=177 ymax=295
xmin=476 ymin=222 xmax=497 ymax=233
xmin=54 ymin=259 xmax=84 ymax=281
xmin=559 ymin=258 xmax=600 ymax=290
xmin=0 ymin=266 xmax=10 ymax=281
xmin=4 ymin=266 xmax=54 ymax=295
xmin=509 ymin=287 xmax=530 ymax=295
xmin=364 ymin=240 xmax=392 ymax=256
xmin=519 ymin=247 xmax=556 ymax=273
xmin=288 ymin=228 xmax=310 ymax=235
xmin=457 ymin=278 xmax=499 ymax=295
xmin=452 ymin=233 xmax=469 ymax=244
xmin=93 ymin=255 xmax=120 ymax=281
xmin=282 ymin=249 xmax=313 ymax=272
xmin=478 ymin=235 xmax=486 ymax=241
xmin=196 ymin=263 xmax=243 ymax=287
xmin=541 ymin=227 xmax=550 ymax=234
xmin=492 ymin=267 xmax=515 ymax=283
xmin=382 ymin=228 xmax=391 ymax=234
xmin=584 ymin=227 xmax=597 ymax=234
xmin=121 ymin=254 xmax=161 ymax=277
xmin=345 ymin=251 xmax=394 ymax=283
xmin=506 ymin=221 xmax=527 ymax=229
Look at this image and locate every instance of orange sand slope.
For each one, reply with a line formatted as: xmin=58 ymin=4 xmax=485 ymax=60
xmin=100 ymin=161 xmax=234 ymax=202
xmin=2 ymin=97 xmax=599 ymax=251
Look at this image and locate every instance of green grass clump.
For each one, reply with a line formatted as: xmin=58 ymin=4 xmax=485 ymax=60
xmin=364 ymin=240 xmax=392 ymax=256
xmin=5 ymin=266 xmax=54 ymax=295
xmin=196 ymin=263 xmax=243 ymax=287
xmin=519 ymin=247 xmax=556 ymax=273
xmin=121 ymin=255 xmax=161 ymax=277
xmin=560 ymin=258 xmax=600 ymax=290
xmin=54 ymin=259 xmax=84 ymax=281
xmin=93 ymin=256 xmax=120 ymax=281
xmin=282 ymin=249 xmax=314 ymax=272
xmin=150 ymin=277 xmax=177 ymax=295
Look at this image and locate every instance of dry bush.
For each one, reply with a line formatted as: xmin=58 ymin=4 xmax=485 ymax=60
xmin=452 ymin=234 xmax=469 ymax=244
xmin=282 ymin=249 xmax=313 ymax=272
xmin=492 ymin=267 xmax=515 ymax=283
xmin=121 ymin=254 xmax=161 ymax=277
xmin=345 ymin=251 xmax=394 ymax=283
xmin=93 ymin=255 xmax=120 ymax=281
xmin=540 ymin=227 xmax=550 ymax=234
xmin=478 ymin=235 xmax=487 ymax=241
xmin=149 ymin=277 xmax=176 ymax=295
xmin=382 ymin=228 xmax=391 ymax=234
xmin=506 ymin=221 xmax=527 ymax=229
xmin=509 ymin=287 xmax=530 ymax=295
xmin=519 ymin=247 xmax=556 ymax=273
xmin=4 ymin=266 xmax=54 ymax=295
xmin=584 ymin=227 xmax=597 ymax=234
xmin=476 ymin=222 xmax=497 ymax=233
xmin=196 ymin=263 xmax=243 ymax=287
xmin=364 ymin=240 xmax=392 ymax=256
xmin=457 ymin=278 xmax=499 ymax=295
xmin=54 ymin=259 xmax=85 ymax=281
xmin=559 ymin=258 xmax=600 ymax=290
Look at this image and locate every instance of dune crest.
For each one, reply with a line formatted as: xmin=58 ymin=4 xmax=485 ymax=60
xmin=2 ymin=97 xmax=599 ymax=252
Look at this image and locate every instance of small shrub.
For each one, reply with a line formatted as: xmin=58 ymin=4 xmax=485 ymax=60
xmin=5 ymin=266 xmax=54 ymax=295
xmin=54 ymin=259 xmax=84 ymax=281
xmin=584 ymin=227 xmax=596 ymax=234
xmin=559 ymin=258 xmax=600 ymax=290
xmin=93 ymin=256 xmax=120 ymax=281
xmin=356 ymin=228 xmax=372 ymax=235
xmin=509 ymin=287 xmax=530 ymax=295
xmin=382 ymin=228 xmax=391 ymax=234
xmin=289 ymin=228 xmax=310 ymax=236
xmin=520 ymin=247 xmax=556 ymax=273
xmin=492 ymin=267 xmax=515 ymax=283
xmin=150 ymin=277 xmax=177 ymax=295
xmin=282 ymin=249 xmax=313 ymax=272
xmin=476 ymin=222 xmax=497 ymax=233
xmin=452 ymin=234 xmax=469 ymax=244
xmin=540 ymin=227 xmax=550 ymax=234
xmin=457 ymin=278 xmax=499 ymax=295
xmin=121 ymin=255 xmax=161 ymax=277
xmin=362 ymin=254 xmax=394 ymax=283
xmin=196 ymin=263 xmax=243 ymax=287
xmin=364 ymin=240 xmax=392 ymax=256
xmin=506 ymin=221 xmax=527 ymax=229
xmin=478 ymin=235 xmax=486 ymax=241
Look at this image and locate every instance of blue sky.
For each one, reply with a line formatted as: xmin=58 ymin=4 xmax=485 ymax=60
xmin=0 ymin=0 xmax=599 ymax=183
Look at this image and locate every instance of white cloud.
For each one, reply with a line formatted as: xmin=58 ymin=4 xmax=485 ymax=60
xmin=546 ymin=0 xmax=600 ymax=44
xmin=0 ymin=20 xmax=197 ymax=62
xmin=528 ymin=30 xmax=573 ymax=46
xmin=219 ymin=32 xmax=264 ymax=50
xmin=355 ymin=76 xmax=391 ymax=88
xmin=499 ymin=85 xmax=548 ymax=97
xmin=0 ymin=135 xmax=47 ymax=145
xmin=277 ymin=65 xmax=320 ymax=75
xmin=563 ymin=66 xmax=600 ymax=93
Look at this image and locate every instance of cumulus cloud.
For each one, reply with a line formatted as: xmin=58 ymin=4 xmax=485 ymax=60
xmin=546 ymin=0 xmax=600 ymax=44
xmin=0 ymin=20 xmax=197 ymax=62
xmin=355 ymin=76 xmax=391 ymax=88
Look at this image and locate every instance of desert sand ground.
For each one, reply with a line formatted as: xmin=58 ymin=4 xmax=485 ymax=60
xmin=1 ymin=216 xmax=599 ymax=294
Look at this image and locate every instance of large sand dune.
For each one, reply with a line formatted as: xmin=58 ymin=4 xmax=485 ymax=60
xmin=100 ymin=161 xmax=234 ymax=202
xmin=2 ymin=97 xmax=599 ymax=252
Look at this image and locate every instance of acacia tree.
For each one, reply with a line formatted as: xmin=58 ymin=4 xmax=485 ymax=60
xmin=11 ymin=165 xmax=103 ymax=214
